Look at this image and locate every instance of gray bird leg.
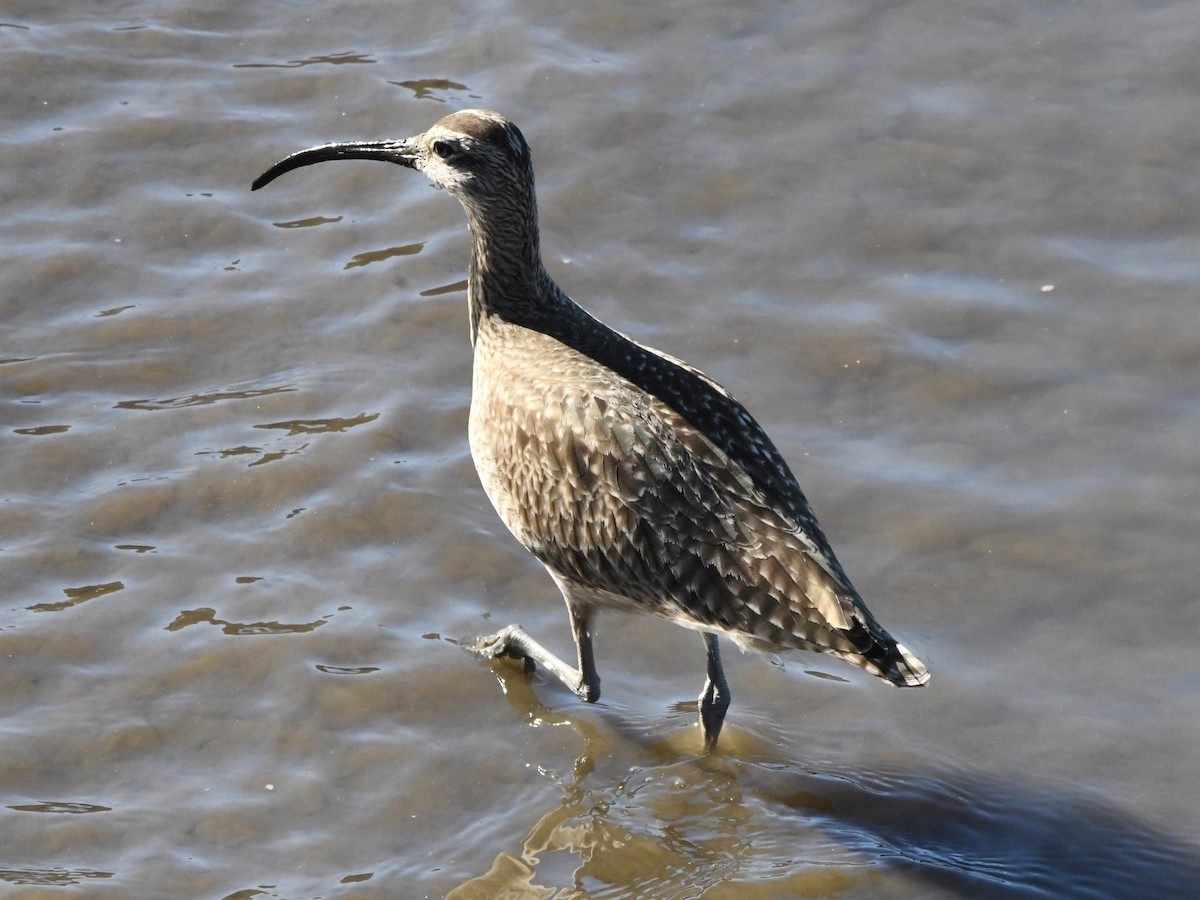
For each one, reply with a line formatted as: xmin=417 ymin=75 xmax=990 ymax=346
xmin=699 ymin=632 xmax=731 ymax=751
xmin=465 ymin=601 xmax=600 ymax=703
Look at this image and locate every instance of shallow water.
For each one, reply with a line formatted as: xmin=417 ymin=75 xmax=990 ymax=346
xmin=2 ymin=0 xmax=1199 ymax=896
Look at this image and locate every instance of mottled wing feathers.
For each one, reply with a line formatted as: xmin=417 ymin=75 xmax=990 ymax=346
xmin=554 ymin=307 xmax=831 ymax=540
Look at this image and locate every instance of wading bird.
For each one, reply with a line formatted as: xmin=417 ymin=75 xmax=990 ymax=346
xmin=252 ymin=109 xmax=929 ymax=750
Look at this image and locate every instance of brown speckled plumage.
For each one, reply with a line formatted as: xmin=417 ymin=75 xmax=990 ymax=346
xmin=253 ymin=109 xmax=929 ymax=749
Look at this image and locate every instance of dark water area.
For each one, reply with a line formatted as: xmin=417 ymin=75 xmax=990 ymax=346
xmin=2 ymin=0 xmax=1198 ymax=896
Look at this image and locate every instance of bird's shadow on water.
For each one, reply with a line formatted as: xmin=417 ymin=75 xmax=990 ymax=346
xmin=446 ymin=664 xmax=1200 ymax=899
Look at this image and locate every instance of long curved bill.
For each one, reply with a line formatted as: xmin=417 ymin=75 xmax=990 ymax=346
xmin=251 ymin=139 xmax=419 ymax=191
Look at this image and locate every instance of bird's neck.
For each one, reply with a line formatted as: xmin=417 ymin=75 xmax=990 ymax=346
xmin=463 ymin=197 xmax=567 ymax=344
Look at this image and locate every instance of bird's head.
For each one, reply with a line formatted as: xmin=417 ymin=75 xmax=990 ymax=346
xmin=251 ymin=108 xmax=534 ymax=209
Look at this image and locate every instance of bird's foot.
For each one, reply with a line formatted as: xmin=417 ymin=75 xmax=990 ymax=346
xmin=699 ymin=707 xmax=725 ymax=754
xmin=463 ymin=624 xmax=537 ymax=674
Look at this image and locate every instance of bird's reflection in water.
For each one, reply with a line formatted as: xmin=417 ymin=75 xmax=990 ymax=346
xmin=448 ymin=665 xmax=1200 ymax=899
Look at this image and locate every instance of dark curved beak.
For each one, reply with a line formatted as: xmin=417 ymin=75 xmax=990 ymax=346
xmin=251 ymin=139 xmax=419 ymax=191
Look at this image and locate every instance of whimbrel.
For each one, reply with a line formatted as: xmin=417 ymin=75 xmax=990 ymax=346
xmin=252 ymin=109 xmax=929 ymax=750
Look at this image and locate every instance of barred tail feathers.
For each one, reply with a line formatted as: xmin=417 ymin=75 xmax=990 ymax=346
xmin=836 ymin=618 xmax=930 ymax=687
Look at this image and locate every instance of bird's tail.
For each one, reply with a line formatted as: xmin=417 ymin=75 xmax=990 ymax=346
xmin=836 ymin=619 xmax=930 ymax=687
xmin=882 ymin=639 xmax=930 ymax=687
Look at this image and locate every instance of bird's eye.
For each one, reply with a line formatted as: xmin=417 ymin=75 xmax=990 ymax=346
xmin=432 ymin=140 xmax=454 ymax=160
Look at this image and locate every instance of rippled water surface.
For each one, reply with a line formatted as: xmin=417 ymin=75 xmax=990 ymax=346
xmin=3 ymin=1 xmax=1199 ymax=897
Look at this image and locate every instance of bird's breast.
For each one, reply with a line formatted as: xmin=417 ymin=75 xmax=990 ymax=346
xmin=467 ymin=323 xmax=644 ymax=558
